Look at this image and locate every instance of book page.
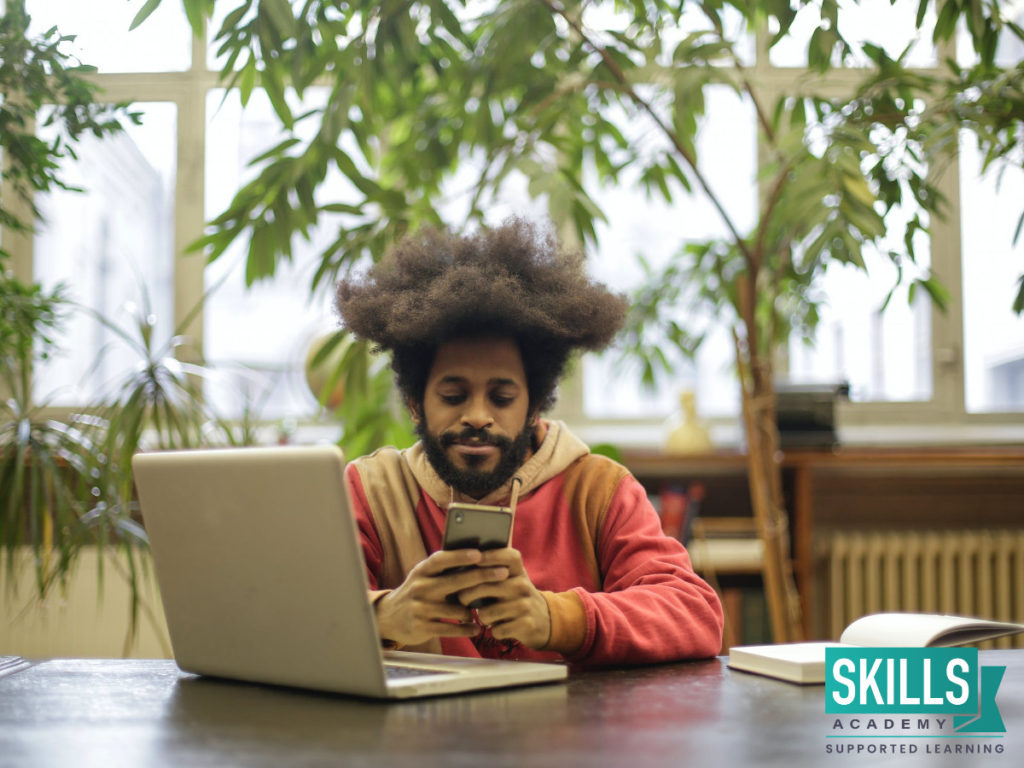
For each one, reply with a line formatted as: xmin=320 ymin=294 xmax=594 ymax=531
xmin=839 ymin=613 xmax=1024 ymax=647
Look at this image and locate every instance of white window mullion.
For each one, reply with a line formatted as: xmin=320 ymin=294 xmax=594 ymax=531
xmin=927 ymin=145 xmax=966 ymax=421
xmin=174 ymin=28 xmax=210 ymax=355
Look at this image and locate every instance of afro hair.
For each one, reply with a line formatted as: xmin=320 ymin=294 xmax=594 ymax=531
xmin=334 ymin=217 xmax=627 ymax=413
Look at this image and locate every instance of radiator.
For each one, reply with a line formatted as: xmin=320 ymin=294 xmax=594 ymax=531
xmin=828 ymin=530 xmax=1024 ymax=649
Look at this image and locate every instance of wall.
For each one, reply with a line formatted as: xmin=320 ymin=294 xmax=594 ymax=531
xmin=0 ymin=548 xmax=171 ymax=659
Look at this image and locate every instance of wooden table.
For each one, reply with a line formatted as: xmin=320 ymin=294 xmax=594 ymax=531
xmin=2 ymin=651 xmax=1022 ymax=767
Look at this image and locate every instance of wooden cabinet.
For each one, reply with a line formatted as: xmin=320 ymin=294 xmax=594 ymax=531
xmin=623 ymin=446 xmax=1024 ymax=639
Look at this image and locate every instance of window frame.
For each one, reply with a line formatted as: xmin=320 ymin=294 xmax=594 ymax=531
xmin=5 ymin=16 xmax=1022 ymax=447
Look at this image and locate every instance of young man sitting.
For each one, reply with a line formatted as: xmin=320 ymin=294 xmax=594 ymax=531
xmin=335 ymin=218 xmax=723 ymax=667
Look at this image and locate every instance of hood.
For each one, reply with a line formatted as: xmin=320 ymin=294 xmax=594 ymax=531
xmin=403 ymin=419 xmax=590 ymax=508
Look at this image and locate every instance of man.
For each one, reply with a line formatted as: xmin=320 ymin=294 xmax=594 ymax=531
xmin=335 ymin=218 xmax=723 ymax=667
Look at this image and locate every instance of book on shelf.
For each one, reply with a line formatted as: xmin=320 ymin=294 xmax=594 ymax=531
xmin=727 ymin=613 xmax=1024 ymax=685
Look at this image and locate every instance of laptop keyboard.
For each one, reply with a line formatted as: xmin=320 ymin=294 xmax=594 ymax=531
xmin=384 ymin=664 xmax=450 ymax=680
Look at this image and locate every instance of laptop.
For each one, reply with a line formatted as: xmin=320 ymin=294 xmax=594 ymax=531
xmin=131 ymin=445 xmax=567 ymax=699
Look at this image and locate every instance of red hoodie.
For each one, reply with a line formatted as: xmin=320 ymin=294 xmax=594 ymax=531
xmin=346 ymin=420 xmax=723 ymax=667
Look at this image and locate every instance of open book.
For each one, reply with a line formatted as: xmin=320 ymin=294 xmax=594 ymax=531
xmin=727 ymin=613 xmax=1024 ymax=685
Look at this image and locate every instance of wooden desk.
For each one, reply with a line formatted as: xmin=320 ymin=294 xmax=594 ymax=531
xmin=2 ymin=652 xmax=1022 ymax=767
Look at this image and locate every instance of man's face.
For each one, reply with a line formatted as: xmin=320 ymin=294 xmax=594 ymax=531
xmin=413 ymin=337 xmax=534 ymax=499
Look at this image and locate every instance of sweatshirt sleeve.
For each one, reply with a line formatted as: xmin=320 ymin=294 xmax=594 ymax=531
xmin=344 ymin=463 xmax=387 ymax=595
xmin=564 ymin=473 xmax=724 ymax=666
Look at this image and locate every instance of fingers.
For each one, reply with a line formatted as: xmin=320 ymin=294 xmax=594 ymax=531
xmin=475 ymin=594 xmax=552 ymax=649
xmin=375 ymin=587 xmax=479 ymax=645
xmin=417 ymin=548 xmax=484 ymax=577
xmin=376 ymin=547 xmax=540 ymax=647
xmin=454 ymin=569 xmax=523 ymax=608
xmin=477 ymin=547 xmax=525 ymax=574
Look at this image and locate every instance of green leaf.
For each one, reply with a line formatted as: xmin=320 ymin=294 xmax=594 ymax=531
xmin=262 ymin=0 xmax=295 ymax=38
xmin=182 ymin=0 xmax=211 ymax=37
xmin=914 ymin=0 xmax=929 ymax=30
xmin=239 ymin=59 xmax=257 ymax=105
xmin=917 ymin=276 xmax=950 ymax=313
xmin=933 ymin=0 xmax=959 ymax=44
xmin=246 ymin=228 xmax=276 ymax=285
xmin=129 ymin=0 xmax=163 ymax=32
xmin=261 ymin=64 xmax=294 ymax=128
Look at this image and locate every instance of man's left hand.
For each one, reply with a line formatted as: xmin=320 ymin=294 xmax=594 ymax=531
xmin=453 ymin=547 xmax=552 ymax=650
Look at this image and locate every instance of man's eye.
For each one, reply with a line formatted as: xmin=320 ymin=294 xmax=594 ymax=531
xmin=440 ymin=394 xmax=465 ymax=405
xmin=491 ymin=394 xmax=515 ymax=407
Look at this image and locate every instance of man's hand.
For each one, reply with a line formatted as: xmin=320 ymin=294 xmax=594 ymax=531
xmin=374 ymin=549 xmax=510 ymax=647
xmin=454 ymin=548 xmax=552 ymax=650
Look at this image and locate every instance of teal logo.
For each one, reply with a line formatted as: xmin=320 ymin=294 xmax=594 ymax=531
xmin=826 ymin=648 xmax=1006 ymax=733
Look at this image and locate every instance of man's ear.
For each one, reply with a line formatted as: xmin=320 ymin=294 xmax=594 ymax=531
xmin=527 ymin=408 xmax=541 ymax=428
xmin=406 ymin=399 xmax=422 ymax=424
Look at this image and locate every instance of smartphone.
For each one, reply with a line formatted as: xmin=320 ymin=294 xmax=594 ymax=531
xmin=442 ymin=502 xmax=513 ymax=551
xmin=441 ymin=502 xmax=513 ymax=608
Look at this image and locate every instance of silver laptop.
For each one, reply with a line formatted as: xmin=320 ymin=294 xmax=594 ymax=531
xmin=132 ymin=445 xmax=567 ymax=699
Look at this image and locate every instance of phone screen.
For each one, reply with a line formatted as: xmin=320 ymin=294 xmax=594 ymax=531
xmin=442 ymin=503 xmax=513 ymax=551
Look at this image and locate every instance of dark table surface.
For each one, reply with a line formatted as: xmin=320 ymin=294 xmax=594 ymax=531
xmin=1 ymin=651 xmax=1022 ymax=768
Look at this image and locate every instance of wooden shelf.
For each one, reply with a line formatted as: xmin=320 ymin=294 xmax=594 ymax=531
xmin=623 ymin=445 xmax=1024 ymax=639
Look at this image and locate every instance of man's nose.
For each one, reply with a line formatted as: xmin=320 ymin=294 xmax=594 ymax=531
xmin=460 ymin=396 xmax=495 ymax=429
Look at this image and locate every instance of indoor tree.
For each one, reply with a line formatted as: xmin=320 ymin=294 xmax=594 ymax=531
xmin=138 ymin=0 xmax=1024 ymax=642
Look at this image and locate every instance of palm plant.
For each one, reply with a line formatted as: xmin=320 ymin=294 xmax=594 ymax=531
xmin=0 ymin=278 xmax=102 ymax=596
xmin=1 ymin=4 xmax=221 ymax=644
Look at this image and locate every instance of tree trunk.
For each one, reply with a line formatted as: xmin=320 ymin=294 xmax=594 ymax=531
xmin=738 ymin=349 xmax=805 ymax=643
xmin=733 ymin=262 xmax=804 ymax=644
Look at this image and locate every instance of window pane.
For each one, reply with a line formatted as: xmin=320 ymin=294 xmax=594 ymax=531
xmin=960 ymin=133 xmax=1024 ymax=413
xmin=584 ymin=88 xmax=756 ymax=419
xmin=26 ymin=0 xmax=190 ymax=73
xmin=33 ymin=103 xmax=177 ymax=406
xmin=203 ymin=89 xmax=340 ymax=422
xmin=787 ymin=207 xmax=933 ymax=403
xmin=770 ymin=0 xmax=937 ymax=69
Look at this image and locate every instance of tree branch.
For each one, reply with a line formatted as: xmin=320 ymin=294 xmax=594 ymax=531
xmin=535 ymin=0 xmax=753 ymax=266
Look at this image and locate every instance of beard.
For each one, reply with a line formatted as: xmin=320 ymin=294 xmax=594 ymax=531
xmin=416 ymin=419 xmax=533 ymax=499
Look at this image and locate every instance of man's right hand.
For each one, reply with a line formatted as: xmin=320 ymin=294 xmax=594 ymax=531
xmin=374 ymin=549 xmax=510 ymax=647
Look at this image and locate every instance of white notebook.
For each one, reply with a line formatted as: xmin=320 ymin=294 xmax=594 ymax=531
xmin=727 ymin=613 xmax=1024 ymax=684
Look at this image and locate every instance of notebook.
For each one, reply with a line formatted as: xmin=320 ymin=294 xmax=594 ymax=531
xmin=132 ymin=445 xmax=567 ymax=699
xmin=728 ymin=613 xmax=1024 ymax=684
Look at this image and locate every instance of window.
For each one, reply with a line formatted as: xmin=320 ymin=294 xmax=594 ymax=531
xmin=7 ymin=1 xmax=1023 ymax=444
xmin=26 ymin=0 xmax=191 ymax=72
xmin=960 ymin=133 xmax=1024 ymax=413
xmin=203 ymin=89 xmax=340 ymax=421
xmin=33 ymin=103 xmax=177 ymax=405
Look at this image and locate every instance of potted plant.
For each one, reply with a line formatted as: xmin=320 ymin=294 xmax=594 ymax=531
xmin=1 ymin=4 xmax=233 ymax=650
xmin=0 ymin=2 xmax=144 ymax=601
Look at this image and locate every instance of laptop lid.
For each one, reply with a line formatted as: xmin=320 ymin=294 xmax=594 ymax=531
xmin=133 ymin=445 xmax=393 ymax=697
xmin=132 ymin=445 xmax=566 ymax=699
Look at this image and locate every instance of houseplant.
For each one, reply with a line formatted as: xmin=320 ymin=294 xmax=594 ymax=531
xmin=138 ymin=0 xmax=1023 ymax=642
xmin=0 ymin=1 xmax=145 ymax=599
xmin=1 ymin=4 xmax=232 ymax=646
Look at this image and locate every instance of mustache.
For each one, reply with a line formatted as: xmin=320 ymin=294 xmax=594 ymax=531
xmin=438 ymin=426 xmax=512 ymax=449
